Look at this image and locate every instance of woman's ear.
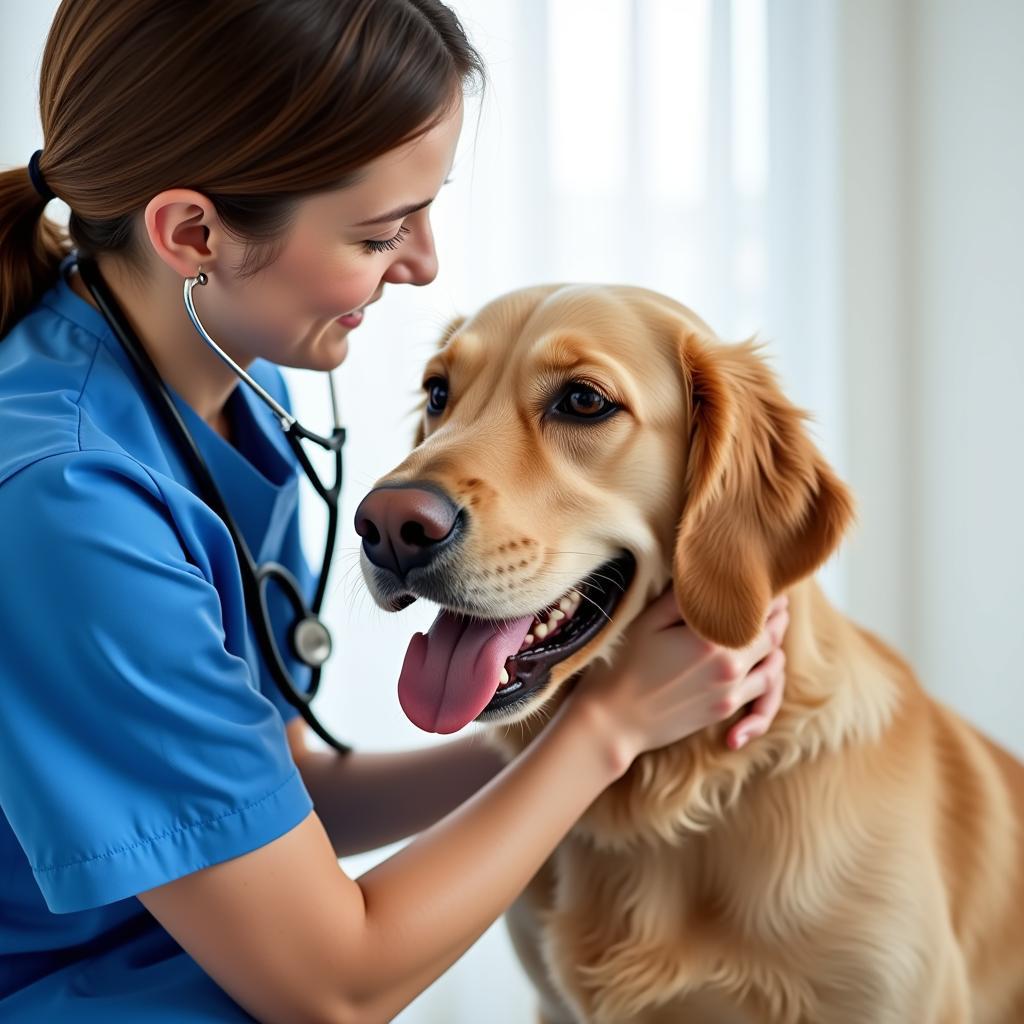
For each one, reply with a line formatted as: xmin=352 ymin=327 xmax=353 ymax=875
xmin=412 ymin=314 xmax=465 ymax=448
xmin=673 ymin=336 xmax=855 ymax=647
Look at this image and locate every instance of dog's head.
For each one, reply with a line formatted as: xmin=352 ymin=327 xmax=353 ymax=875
xmin=356 ymin=284 xmax=853 ymax=735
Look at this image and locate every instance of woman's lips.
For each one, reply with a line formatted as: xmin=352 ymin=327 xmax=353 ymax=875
xmin=336 ymin=289 xmax=383 ymax=329
xmin=336 ymin=310 xmax=364 ymax=328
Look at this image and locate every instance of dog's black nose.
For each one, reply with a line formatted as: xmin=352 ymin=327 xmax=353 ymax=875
xmin=354 ymin=484 xmax=462 ymax=578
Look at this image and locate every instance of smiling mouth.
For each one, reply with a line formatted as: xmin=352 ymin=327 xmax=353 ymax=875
xmin=395 ymin=553 xmax=637 ymax=733
xmin=480 ymin=553 xmax=637 ymax=719
xmin=337 ymin=289 xmax=384 ymax=324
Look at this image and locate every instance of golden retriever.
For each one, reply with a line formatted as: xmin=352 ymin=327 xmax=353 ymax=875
xmin=355 ymin=284 xmax=1024 ymax=1023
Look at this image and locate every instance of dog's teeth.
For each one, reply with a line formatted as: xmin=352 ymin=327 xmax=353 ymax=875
xmin=549 ymin=608 xmax=565 ymax=623
xmin=499 ymin=667 xmax=510 ymax=685
xmin=522 ymin=634 xmax=534 ymax=649
xmin=533 ymin=623 xmax=549 ymax=640
xmin=558 ymin=596 xmax=573 ymax=613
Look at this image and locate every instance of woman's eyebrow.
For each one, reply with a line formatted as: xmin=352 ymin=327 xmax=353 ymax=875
xmin=354 ymin=197 xmax=433 ymax=227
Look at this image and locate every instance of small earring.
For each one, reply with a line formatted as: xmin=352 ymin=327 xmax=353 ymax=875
xmin=195 ymin=265 xmax=208 ymax=286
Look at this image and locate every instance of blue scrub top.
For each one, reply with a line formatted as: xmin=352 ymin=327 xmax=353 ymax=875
xmin=0 ymin=253 xmax=321 ymax=1021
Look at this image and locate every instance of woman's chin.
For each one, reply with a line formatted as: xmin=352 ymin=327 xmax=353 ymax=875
xmin=311 ymin=322 xmax=350 ymax=368
xmin=328 ymin=332 xmax=350 ymax=366
xmin=273 ymin=322 xmax=352 ymax=372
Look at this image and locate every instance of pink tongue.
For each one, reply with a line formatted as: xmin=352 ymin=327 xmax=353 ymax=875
xmin=398 ymin=611 xmax=534 ymax=734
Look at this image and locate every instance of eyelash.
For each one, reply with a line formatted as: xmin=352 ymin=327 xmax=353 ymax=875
xmin=362 ymin=224 xmax=410 ymax=254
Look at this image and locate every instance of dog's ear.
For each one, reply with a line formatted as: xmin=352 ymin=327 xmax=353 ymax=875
xmin=673 ymin=335 xmax=855 ymax=647
xmin=412 ymin=314 xmax=465 ymax=447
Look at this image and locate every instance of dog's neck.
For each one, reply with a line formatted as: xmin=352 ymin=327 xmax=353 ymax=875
xmin=492 ymin=576 xmax=902 ymax=847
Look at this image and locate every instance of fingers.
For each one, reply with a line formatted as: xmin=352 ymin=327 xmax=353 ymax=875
xmin=634 ymin=586 xmax=685 ymax=633
xmin=731 ymin=597 xmax=789 ymax=673
xmin=638 ymin=588 xmax=789 ymax=640
xmin=765 ymin=595 xmax=790 ymax=643
xmin=724 ymin=648 xmax=787 ymax=751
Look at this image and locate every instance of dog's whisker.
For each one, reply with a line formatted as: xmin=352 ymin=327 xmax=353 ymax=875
xmin=579 ymin=574 xmax=626 ymax=592
xmin=533 ymin=567 xmax=627 ymax=594
xmin=573 ymin=589 xmax=613 ymax=625
xmin=331 ymin=556 xmax=367 ymax=593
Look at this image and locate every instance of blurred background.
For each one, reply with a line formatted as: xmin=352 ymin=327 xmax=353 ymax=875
xmin=2 ymin=0 xmax=1022 ymax=1019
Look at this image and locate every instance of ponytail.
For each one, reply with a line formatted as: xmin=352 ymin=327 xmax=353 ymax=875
xmin=0 ymin=159 xmax=70 ymax=338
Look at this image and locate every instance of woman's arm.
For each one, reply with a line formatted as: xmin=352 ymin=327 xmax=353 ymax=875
xmin=141 ymin=696 xmax=621 ymax=1024
xmin=287 ymin=720 xmax=508 ymax=857
xmin=138 ymin=593 xmax=788 ymax=1024
xmin=286 ymin=605 xmax=786 ymax=860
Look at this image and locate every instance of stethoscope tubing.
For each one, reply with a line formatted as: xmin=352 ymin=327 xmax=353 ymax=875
xmin=76 ymin=254 xmax=352 ymax=755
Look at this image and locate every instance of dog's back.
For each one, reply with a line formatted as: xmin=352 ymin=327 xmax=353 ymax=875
xmin=923 ymin=684 xmax=1024 ymax=1019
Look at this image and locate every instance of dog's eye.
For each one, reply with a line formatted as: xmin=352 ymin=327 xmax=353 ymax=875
xmin=555 ymin=385 xmax=617 ymax=420
xmin=424 ymin=377 xmax=449 ymax=415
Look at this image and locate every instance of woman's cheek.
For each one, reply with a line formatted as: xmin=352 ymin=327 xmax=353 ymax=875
xmin=322 ymin=266 xmax=383 ymax=316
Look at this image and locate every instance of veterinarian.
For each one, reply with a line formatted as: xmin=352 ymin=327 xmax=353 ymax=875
xmin=0 ymin=2 xmax=790 ymax=1021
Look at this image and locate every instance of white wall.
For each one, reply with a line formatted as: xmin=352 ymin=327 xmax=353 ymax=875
xmin=833 ymin=0 xmax=1024 ymax=753
xmin=908 ymin=0 xmax=1024 ymax=745
xmin=834 ymin=0 xmax=913 ymax=653
xmin=0 ymin=5 xmax=54 ymax=144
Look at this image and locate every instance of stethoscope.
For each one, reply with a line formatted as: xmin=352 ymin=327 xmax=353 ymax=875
xmin=75 ymin=253 xmax=352 ymax=755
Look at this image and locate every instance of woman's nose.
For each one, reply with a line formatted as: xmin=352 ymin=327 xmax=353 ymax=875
xmin=383 ymin=220 xmax=438 ymax=286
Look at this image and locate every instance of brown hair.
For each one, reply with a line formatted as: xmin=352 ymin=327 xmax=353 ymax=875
xmin=0 ymin=0 xmax=484 ymax=338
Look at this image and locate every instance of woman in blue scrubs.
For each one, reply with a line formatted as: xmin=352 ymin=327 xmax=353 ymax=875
xmin=0 ymin=2 xmax=790 ymax=1021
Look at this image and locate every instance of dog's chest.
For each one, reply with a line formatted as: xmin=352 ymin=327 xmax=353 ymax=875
xmin=537 ymin=833 xmax=839 ymax=1023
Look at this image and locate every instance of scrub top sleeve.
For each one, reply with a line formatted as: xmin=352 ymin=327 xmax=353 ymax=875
xmin=0 ymin=451 xmax=313 ymax=915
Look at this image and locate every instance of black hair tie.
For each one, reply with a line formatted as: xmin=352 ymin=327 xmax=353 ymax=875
xmin=28 ymin=149 xmax=56 ymax=203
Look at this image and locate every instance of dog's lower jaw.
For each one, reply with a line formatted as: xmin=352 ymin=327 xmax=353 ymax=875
xmin=488 ymin=664 xmax=582 ymax=755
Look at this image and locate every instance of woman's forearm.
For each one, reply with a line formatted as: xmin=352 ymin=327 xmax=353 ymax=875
xmin=347 ymin=697 xmax=622 ymax=1022
xmin=294 ymin=732 xmax=509 ymax=857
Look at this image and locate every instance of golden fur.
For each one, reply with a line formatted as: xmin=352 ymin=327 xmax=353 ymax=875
xmin=372 ymin=284 xmax=1024 ymax=1022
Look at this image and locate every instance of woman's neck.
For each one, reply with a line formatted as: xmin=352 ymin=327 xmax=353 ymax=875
xmin=68 ymin=255 xmax=242 ymax=432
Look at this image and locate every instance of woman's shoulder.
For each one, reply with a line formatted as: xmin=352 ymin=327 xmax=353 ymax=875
xmin=0 ymin=306 xmax=204 ymax=571
xmin=0 ymin=272 xmax=195 ymax=498
xmin=0 ymin=448 xmax=177 ymax=570
xmin=0 ymin=285 xmax=108 ymax=487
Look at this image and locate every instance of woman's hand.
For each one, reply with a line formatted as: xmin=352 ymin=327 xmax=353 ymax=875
xmin=570 ymin=589 xmax=789 ymax=776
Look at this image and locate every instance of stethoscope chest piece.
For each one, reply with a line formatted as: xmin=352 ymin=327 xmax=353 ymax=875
xmin=292 ymin=616 xmax=332 ymax=668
